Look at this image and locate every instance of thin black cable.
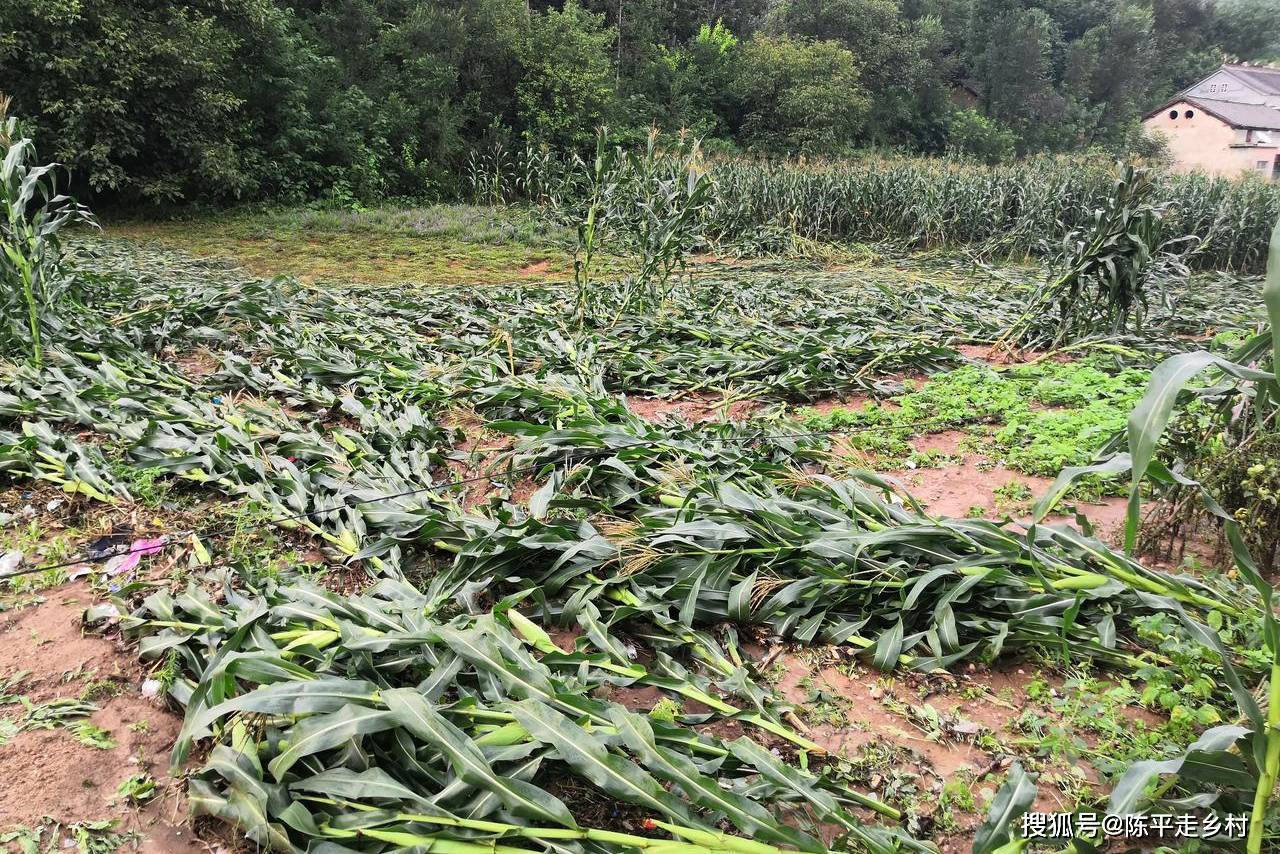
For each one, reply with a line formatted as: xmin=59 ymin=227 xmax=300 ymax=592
xmin=6 ymin=412 xmax=1005 ymax=579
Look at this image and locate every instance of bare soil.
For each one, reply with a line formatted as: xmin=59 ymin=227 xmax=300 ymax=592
xmin=441 ymin=408 xmax=521 ymax=510
xmin=769 ymin=651 xmax=1159 ymax=852
xmin=0 ymin=583 xmax=204 ymax=852
xmin=861 ymin=430 xmax=1130 ymax=541
xmin=954 ymin=344 xmax=1071 ymax=367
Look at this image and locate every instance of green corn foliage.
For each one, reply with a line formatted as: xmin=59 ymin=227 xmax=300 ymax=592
xmin=1034 ymin=214 xmax=1279 ymax=552
xmin=471 ymin=143 xmax=1280 ymax=273
xmin=1018 ymin=215 xmax=1280 ymax=850
xmin=570 ymin=128 xmax=714 ymax=320
xmin=115 ymin=579 xmax=928 ymax=854
xmin=0 ymin=103 xmax=96 ymax=368
xmin=1001 ymin=165 xmax=1195 ymax=349
xmin=3 ymin=151 xmax=1274 ymax=854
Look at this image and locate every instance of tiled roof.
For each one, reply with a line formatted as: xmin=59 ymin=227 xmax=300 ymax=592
xmin=1184 ymin=97 xmax=1280 ymax=130
xmin=1224 ymin=65 xmax=1280 ymax=96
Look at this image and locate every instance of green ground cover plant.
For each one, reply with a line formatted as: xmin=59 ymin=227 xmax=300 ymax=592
xmin=101 ymin=204 xmax=575 ymax=286
xmin=799 ymin=357 xmax=1151 ymax=480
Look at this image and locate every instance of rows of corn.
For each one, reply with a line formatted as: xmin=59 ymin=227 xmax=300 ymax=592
xmin=0 ymin=235 xmax=1266 ymax=853
xmin=470 ymin=146 xmax=1280 ymax=272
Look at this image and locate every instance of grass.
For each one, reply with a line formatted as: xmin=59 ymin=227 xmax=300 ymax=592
xmin=98 ymin=204 xmax=579 ymax=286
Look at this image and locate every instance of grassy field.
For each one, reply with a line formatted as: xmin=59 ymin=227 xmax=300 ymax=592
xmin=104 ymin=204 xmax=577 ymax=285
xmin=2 ymin=199 xmax=1277 ymax=854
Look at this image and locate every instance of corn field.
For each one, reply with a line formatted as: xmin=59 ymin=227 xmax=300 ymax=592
xmin=3 ymin=127 xmax=1280 ymax=854
xmin=470 ymin=144 xmax=1280 ymax=272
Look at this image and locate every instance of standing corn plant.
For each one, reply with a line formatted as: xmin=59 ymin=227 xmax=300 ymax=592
xmin=0 ymin=97 xmax=96 ymax=369
xmin=615 ymin=129 xmax=714 ymax=314
xmin=571 ymin=128 xmax=714 ymax=323
xmin=1000 ymin=164 xmax=1193 ymax=350
xmin=573 ymin=129 xmax=617 ymax=321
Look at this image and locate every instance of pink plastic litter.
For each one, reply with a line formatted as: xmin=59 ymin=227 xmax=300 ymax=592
xmin=104 ymin=537 xmax=167 ymax=576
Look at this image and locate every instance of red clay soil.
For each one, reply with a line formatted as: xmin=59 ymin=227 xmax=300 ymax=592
xmin=518 ymin=259 xmax=552 ymax=276
xmin=880 ymin=431 xmax=1128 ymax=541
xmin=442 ymin=409 xmax=520 ymax=510
xmin=954 ymin=344 xmax=1071 ymax=367
xmin=800 ymin=393 xmax=880 ymax=416
xmin=768 ymin=651 xmax=1161 ymax=852
xmin=0 ymin=583 xmax=203 ymax=852
xmin=172 ymin=347 xmax=221 ymax=382
xmin=625 ymin=393 xmax=761 ymax=423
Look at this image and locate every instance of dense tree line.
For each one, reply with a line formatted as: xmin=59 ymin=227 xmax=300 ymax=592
xmin=1 ymin=0 xmax=1276 ymax=204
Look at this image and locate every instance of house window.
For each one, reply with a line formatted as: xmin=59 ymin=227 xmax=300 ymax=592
xmin=1208 ymin=84 xmax=1218 ymax=93
xmin=1260 ymin=161 xmax=1270 ymax=170
xmin=1169 ymin=110 xmax=1179 ymax=119
xmin=1185 ymin=109 xmax=1195 ymax=119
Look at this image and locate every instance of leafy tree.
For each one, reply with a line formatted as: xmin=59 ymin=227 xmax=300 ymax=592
xmin=1149 ymin=0 xmax=1223 ymax=98
xmin=763 ymin=0 xmax=902 ymax=68
xmin=866 ymin=14 xmax=956 ymax=150
xmin=285 ymin=0 xmax=472 ymax=199
xmin=516 ymin=1 xmax=618 ymax=151
xmin=730 ymin=35 xmax=868 ymax=154
xmin=665 ymin=21 xmax=740 ymax=141
xmin=976 ymin=8 xmax=1064 ymax=152
xmin=762 ymin=0 xmax=943 ymax=146
xmin=668 ymin=0 xmax=765 ymax=40
xmin=946 ymin=108 xmax=1017 ymax=163
xmin=1059 ymin=3 xmax=1155 ymax=148
xmin=2 ymin=0 xmax=1276 ymax=202
xmin=450 ymin=0 xmax=528 ymax=140
xmin=1215 ymin=0 xmax=1280 ymax=64
xmin=0 ymin=0 xmax=312 ymax=202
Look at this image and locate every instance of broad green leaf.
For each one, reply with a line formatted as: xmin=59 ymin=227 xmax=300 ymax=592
xmin=381 ymin=688 xmax=576 ymax=827
xmin=972 ymin=763 xmax=1037 ymax=854
xmin=608 ymin=706 xmax=822 ymax=852
xmin=509 ymin=698 xmax=696 ymax=824
xmin=267 ymin=704 xmax=394 ymax=780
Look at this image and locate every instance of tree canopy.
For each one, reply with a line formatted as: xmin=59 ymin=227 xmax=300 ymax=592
xmin=1 ymin=0 xmax=1276 ymax=203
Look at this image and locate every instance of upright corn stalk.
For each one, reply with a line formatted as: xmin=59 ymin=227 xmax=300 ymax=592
xmin=619 ymin=129 xmax=714 ymax=312
xmin=570 ymin=128 xmax=714 ymax=323
xmin=574 ymin=129 xmax=617 ymax=322
xmin=999 ymin=165 xmax=1192 ymax=350
xmin=1247 ymin=212 xmax=1280 ymax=854
xmin=0 ymin=100 xmax=96 ymax=369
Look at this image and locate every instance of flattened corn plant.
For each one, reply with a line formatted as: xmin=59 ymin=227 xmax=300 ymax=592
xmin=428 ymin=458 xmax=1257 ymax=676
xmin=0 ymin=223 xmax=1269 ymax=853
xmin=110 ymin=578 xmax=931 ymax=854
